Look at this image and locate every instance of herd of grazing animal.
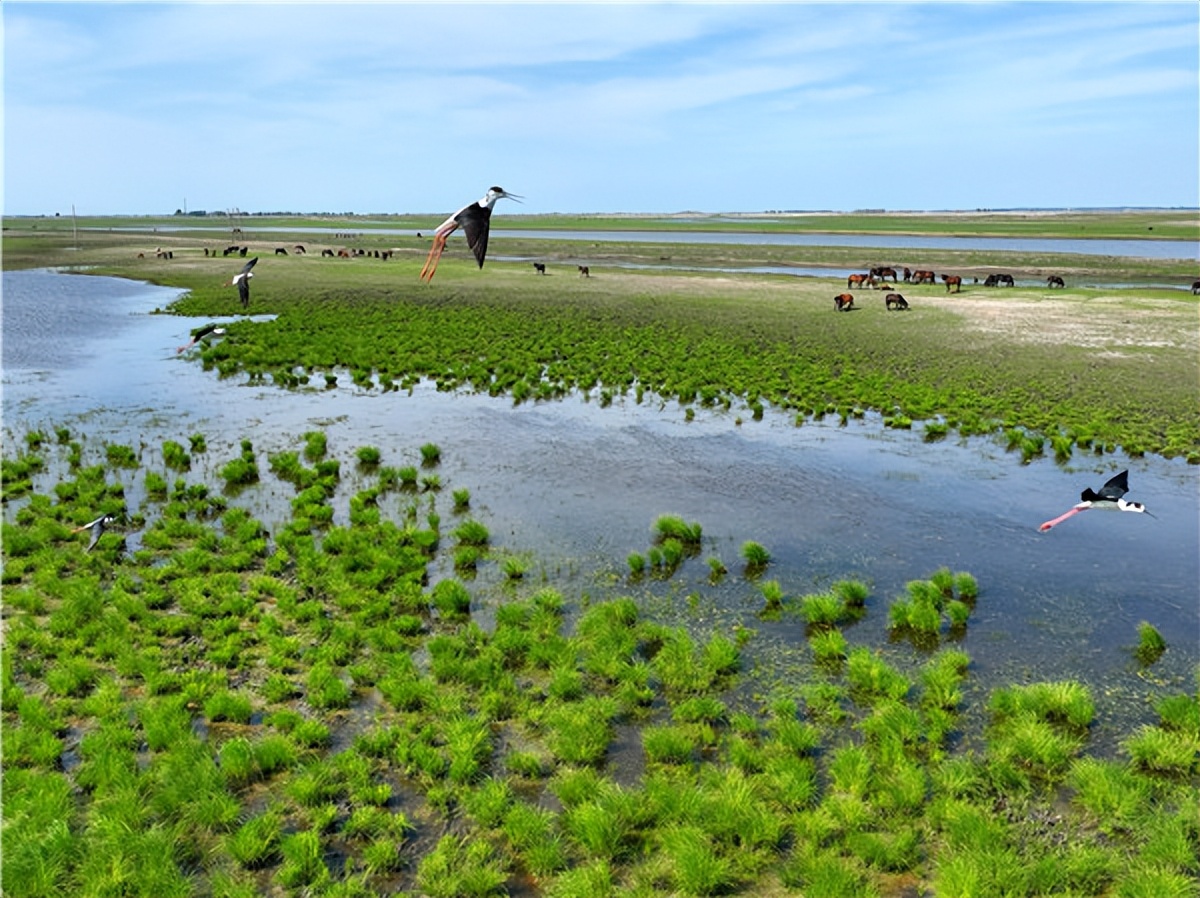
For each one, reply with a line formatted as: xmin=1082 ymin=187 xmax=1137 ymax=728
xmin=832 ymin=266 xmax=1082 ymax=314
xmin=145 ymin=191 xmax=1143 ymax=338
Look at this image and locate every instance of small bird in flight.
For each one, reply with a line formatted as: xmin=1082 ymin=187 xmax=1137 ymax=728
xmin=176 ymin=323 xmax=227 ymax=354
xmin=71 ymin=514 xmax=116 ymax=552
xmin=225 ymin=257 xmax=258 ymax=308
xmin=420 ymin=186 xmax=521 ymax=282
xmin=1039 ymin=470 xmax=1152 ymax=531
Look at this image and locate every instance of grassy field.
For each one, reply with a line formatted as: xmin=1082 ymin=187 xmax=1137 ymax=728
xmin=5 ymin=215 xmax=1197 ymax=460
xmin=3 ymin=216 xmax=1199 ymax=898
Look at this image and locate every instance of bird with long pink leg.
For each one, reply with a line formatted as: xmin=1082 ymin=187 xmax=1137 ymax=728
xmin=1039 ymin=470 xmax=1153 ymax=531
xmin=420 ymin=187 xmax=521 ymax=282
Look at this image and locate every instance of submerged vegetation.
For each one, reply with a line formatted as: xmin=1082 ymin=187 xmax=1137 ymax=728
xmin=3 ymin=429 xmax=1197 ymax=898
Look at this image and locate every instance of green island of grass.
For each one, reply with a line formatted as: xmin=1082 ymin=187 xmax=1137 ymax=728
xmin=5 ymin=210 xmax=1197 ymax=461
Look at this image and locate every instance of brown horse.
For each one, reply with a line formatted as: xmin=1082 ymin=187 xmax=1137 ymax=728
xmin=910 ymin=269 xmax=936 ymax=284
xmin=885 ymin=293 xmax=909 ymax=310
xmin=578 ymin=265 xmax=590 ymax=277
xmin=847 ymin=273 xmax=872 ymax=289
xmin=942 ymin=274 xmax=962 ymax=293
xmin=871 ymin=266 xmax=898 ymax=282
xmin=834 ymin=293 xmax=855 ymax=311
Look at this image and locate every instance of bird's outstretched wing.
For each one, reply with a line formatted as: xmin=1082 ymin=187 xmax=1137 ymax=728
xmin=1081 ymin=470 xmax=1129 ymax=503
xmin=241 ymin=257 xmax=258 ymax=276
xmin=455 ymin=204 xmax=493 ymax=268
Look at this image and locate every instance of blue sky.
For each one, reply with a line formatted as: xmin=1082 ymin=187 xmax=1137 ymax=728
xmin=4 ymin=2 xmax=1197 ymax=216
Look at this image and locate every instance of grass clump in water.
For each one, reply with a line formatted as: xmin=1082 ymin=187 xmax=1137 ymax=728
xmin=1134 ymin=621 xmax=1167 ymax=666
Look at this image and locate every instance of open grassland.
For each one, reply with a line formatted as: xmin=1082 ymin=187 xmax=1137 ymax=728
xmin=4 ymin=426 xmax=1199 ymax=898
xmin=7 ymin=218 xmax=1196 ymax=462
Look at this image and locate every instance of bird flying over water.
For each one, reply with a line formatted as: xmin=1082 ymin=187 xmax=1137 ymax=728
xmin=71 ymin=514 xmax=116 ymax=552
xmin=176 ymin=323 xmax=227 ymax=354
xmin=225 ymin=257 xmax=258 ymax=308
xmin=420 ymin=187 xmax=521 ymax=282
xmin=1039 ymin=470 xmax=1152 ymax=531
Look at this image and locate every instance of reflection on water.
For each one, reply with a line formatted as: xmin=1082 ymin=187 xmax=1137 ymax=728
xmin=4 ymin=269 xmax=1198 ymax=751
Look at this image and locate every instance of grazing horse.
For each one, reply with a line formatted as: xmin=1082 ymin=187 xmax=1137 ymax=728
xmin=321 ymin=248 xmax=335 ymax=257
xmin=294 ymin=245 xmax=306 ymax=254
xmin=847 ymin=273 xmax=872 ymax=289
xmin=871 ymin=266 xmax=899 ymax=282
xmin=578 ymin=265 xmax=590 ymax=277
xmin=1191 ymin=279 xmax=1200 ymax=295
xmin=885 ymin=293 xmax=909 ymax=310
xmin=942 ymin=274 xmax=962 ymax=293
xmin=1047 ymin=275 xmax=1065 ymax=288
xmin=532 ymin=262 xmax=546 ymax=275
xmin=994 ymin=273 xmax=1014 ymax=287
xmin=910 ymin=269 xmax=936 ymax=285
xmin=275 ymin=247 xmax=288 ymax=255
xmin=834 ymin=293 xmax=855 ymax=311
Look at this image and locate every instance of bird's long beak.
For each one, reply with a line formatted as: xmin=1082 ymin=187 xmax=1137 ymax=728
xmin=503 ymin=192 xmax=523 ymax=203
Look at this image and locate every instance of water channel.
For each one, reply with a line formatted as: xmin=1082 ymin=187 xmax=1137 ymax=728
xmin=3 ymin=268 xmax=1197 ymax=752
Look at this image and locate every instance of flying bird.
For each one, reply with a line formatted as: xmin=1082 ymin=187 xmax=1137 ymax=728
xmin=1039 ymin=470 xmax=1152 ymax=531
xmin=225 ymin=257 xmax=258 ymax=308
xmin=71 ymin=514 xmax=116 ymax=552
xmin=419 ymin=187 xmax=521 ymax=282
xmin=176 ymin=323 xmax=227 ymax=354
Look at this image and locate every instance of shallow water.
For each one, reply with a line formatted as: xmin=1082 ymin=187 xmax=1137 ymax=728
xmin=4 ymin=268 xmax=1198 ymax=752
xmin=92 ymin=225 xmax=1200 ymax=261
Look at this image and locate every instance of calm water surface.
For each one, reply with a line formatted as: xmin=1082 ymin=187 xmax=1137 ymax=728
xmin=94 ymin=225 xmax=1199 ymax=260
xmin=4 ymin=269 xmax=1197 ymax=750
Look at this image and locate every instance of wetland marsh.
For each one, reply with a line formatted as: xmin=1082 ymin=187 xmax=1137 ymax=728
xmin=3 ymin=214 xmax=1198 ymax=898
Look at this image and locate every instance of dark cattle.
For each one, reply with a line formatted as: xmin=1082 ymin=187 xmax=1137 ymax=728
xmin=294 ymin=245 xmax=306 ymax=254
xmin=910 ymin=269 xmax=936 ymax=285
xmin=871 ymin=266 xmax=898 ymax=282
xmin=381 ymin=251 xmax=393 ymax=260
xmin=578 ymin=265 xmax=590 ymax=277
xmin=275 ymin=247 xmax=288 ymax=255
xmin=532 ymin=262 xmax=546 ymax=275
xmin=942 ymin=274 xmax=962 ymax=293
xmin=239 ymin=247 xmax=248 ymax=257
xmin=847 ymin=273 xmax=872 ymax=289
xmin=321 ymin=248 xmax=335 ymax=257
xmin=834 ymin=293 xmax=855 ymax=311
xmin=1047 ymin=276 xmax=1065 ymax=288
xmin=885 ymin=293 xmax=909 ymax=310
